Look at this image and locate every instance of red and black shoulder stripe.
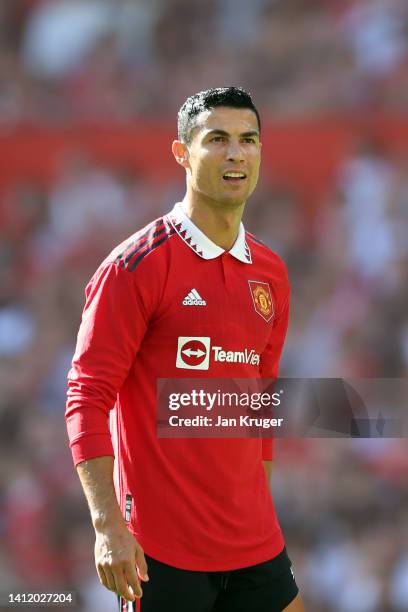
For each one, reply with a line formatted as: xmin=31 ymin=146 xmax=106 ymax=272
xmin=115 ymin=216 xmax=175 ymax=272
xmin=246 ymin=230 xmax=288 ymax=273
xmin=245 ymin=230 xmax=268 ymax=249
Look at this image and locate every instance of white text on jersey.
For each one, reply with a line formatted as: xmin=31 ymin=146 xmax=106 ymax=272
xmin=212 ymin=346 xmax=260 ymax=366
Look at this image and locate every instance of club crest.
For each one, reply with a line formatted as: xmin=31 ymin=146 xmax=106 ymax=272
xmin=248 ymin=281 xmax=274 ymax=322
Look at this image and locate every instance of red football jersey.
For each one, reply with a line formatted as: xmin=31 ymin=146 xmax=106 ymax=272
xmin=66 ymin=203 xmax=290 ymax=571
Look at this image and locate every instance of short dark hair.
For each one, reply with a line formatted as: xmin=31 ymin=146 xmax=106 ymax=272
xmin=177 ymin=86 xmax=261 ymax=145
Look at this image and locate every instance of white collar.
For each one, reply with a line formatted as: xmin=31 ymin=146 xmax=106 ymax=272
xmin=167 ymin=202 xmax=252 ymax=264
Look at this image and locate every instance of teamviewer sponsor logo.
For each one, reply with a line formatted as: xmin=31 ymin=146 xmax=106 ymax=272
xmin=176 ymin=337 xmax=211 ymax=370
xmin=176 ymin=337 xmax=260 ymax=370
xmin=212 ymin=346 xmax=260 ymax=366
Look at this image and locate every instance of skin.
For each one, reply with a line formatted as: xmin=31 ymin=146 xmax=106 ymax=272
xmin=77 ymin=105 xmax=305 ymax=610
xmin=284 ymin=593 xmax=306 ymax=611
xmin=172 ymin=106 xmax=262 ymax=250
xmin=77 ymin=457 xmax=147 ymax=602
xmin=263 ymin=459 xmax=272 ymax=481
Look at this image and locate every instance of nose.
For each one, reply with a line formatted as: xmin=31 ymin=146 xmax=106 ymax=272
xmin=226 ymin=139 xmax=244 ymax=162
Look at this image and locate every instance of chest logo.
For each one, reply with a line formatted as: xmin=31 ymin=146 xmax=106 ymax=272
xmin=248 ymin=281 xmax=274 ymax=322
xmin=182 ymin=288 xmax=207 ymax=306
xmin=176 ymin=337 xmax=211 ymax=370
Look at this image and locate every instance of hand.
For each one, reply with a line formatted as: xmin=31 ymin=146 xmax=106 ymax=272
xmin=94 ymin=523 xmax=149 ymax=601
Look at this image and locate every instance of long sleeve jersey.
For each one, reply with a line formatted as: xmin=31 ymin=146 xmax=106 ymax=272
xmin=66 ymin=203 xmax=290 ymax=571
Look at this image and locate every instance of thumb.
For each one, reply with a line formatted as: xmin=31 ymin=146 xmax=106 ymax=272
xmin=136 ymin=547 xmax=149 ymax=582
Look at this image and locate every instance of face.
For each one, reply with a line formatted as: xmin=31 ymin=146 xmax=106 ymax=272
xmin=173 ymin=106 xmax=261 ymax=209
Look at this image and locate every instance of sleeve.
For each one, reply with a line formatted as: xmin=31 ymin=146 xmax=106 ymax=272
xmin=65 ymin=262 xmax=149 ymax=466
xmin=260 ymin=279 xmax=291 ymax=461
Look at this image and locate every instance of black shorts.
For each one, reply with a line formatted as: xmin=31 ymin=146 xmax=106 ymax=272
xmin=119 ymin=545 xmax=299 ymax=612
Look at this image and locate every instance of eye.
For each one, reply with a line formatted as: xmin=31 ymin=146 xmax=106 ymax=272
xmin=242 ymin=137 xmax=256 ymax=144
xmin=210 ymin=135 xmax=226 ymax=143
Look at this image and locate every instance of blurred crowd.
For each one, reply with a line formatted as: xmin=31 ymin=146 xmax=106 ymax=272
xmin=1 ymin=0 xmax=408 ymax=123
xmin=0 ymin=1 xmax=408 ymax=611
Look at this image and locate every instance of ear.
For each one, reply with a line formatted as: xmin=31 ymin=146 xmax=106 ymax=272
xmin=172 ymin=140 xmax=190 ymax=169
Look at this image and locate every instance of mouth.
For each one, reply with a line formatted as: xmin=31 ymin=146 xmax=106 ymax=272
xmin=222 ymin=171 xmax=247 ymax=182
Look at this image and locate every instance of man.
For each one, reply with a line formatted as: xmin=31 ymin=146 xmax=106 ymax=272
xmin=66 ymin=87 xmax=305 ymax=612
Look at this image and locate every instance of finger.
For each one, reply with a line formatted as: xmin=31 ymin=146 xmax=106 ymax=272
xmin=135 ymin=547 xmax=149 ymax=582
xmin=112 ymin=567 xmax=137 ymax=602
xmin=97 ymin=566 xmax=109 ymax=589
xmin=124 ymin=561 xmax=143 ymax=599
xmin=101 ymin=566 xmax=117 ymax=592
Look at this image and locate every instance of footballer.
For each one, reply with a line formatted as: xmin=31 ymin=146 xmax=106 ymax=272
xmin=66 ymin=87 xmax=305 ymax=612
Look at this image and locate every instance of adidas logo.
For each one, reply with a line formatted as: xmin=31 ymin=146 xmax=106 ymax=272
xmin=182 ymin=288 xmax=207 ymax=306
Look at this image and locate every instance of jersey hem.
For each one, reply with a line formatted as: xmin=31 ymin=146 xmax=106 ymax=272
xmin=131 ymin=528 xmax=285 ymax=572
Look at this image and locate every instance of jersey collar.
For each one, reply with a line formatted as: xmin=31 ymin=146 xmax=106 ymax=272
xmin=167 ymin=202 xmax=252 ymax=264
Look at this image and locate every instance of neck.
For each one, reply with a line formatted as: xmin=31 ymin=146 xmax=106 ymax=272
xmin=181 ymin=191 xmax=245 ymax=251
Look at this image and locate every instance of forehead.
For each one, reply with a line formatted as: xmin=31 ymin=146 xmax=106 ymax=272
xmin=193 ymin=106 xmax=259 ymax=137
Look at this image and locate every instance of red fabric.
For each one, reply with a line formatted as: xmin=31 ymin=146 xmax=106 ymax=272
xmin=66 ymin=213 xmax=290 ymax=571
